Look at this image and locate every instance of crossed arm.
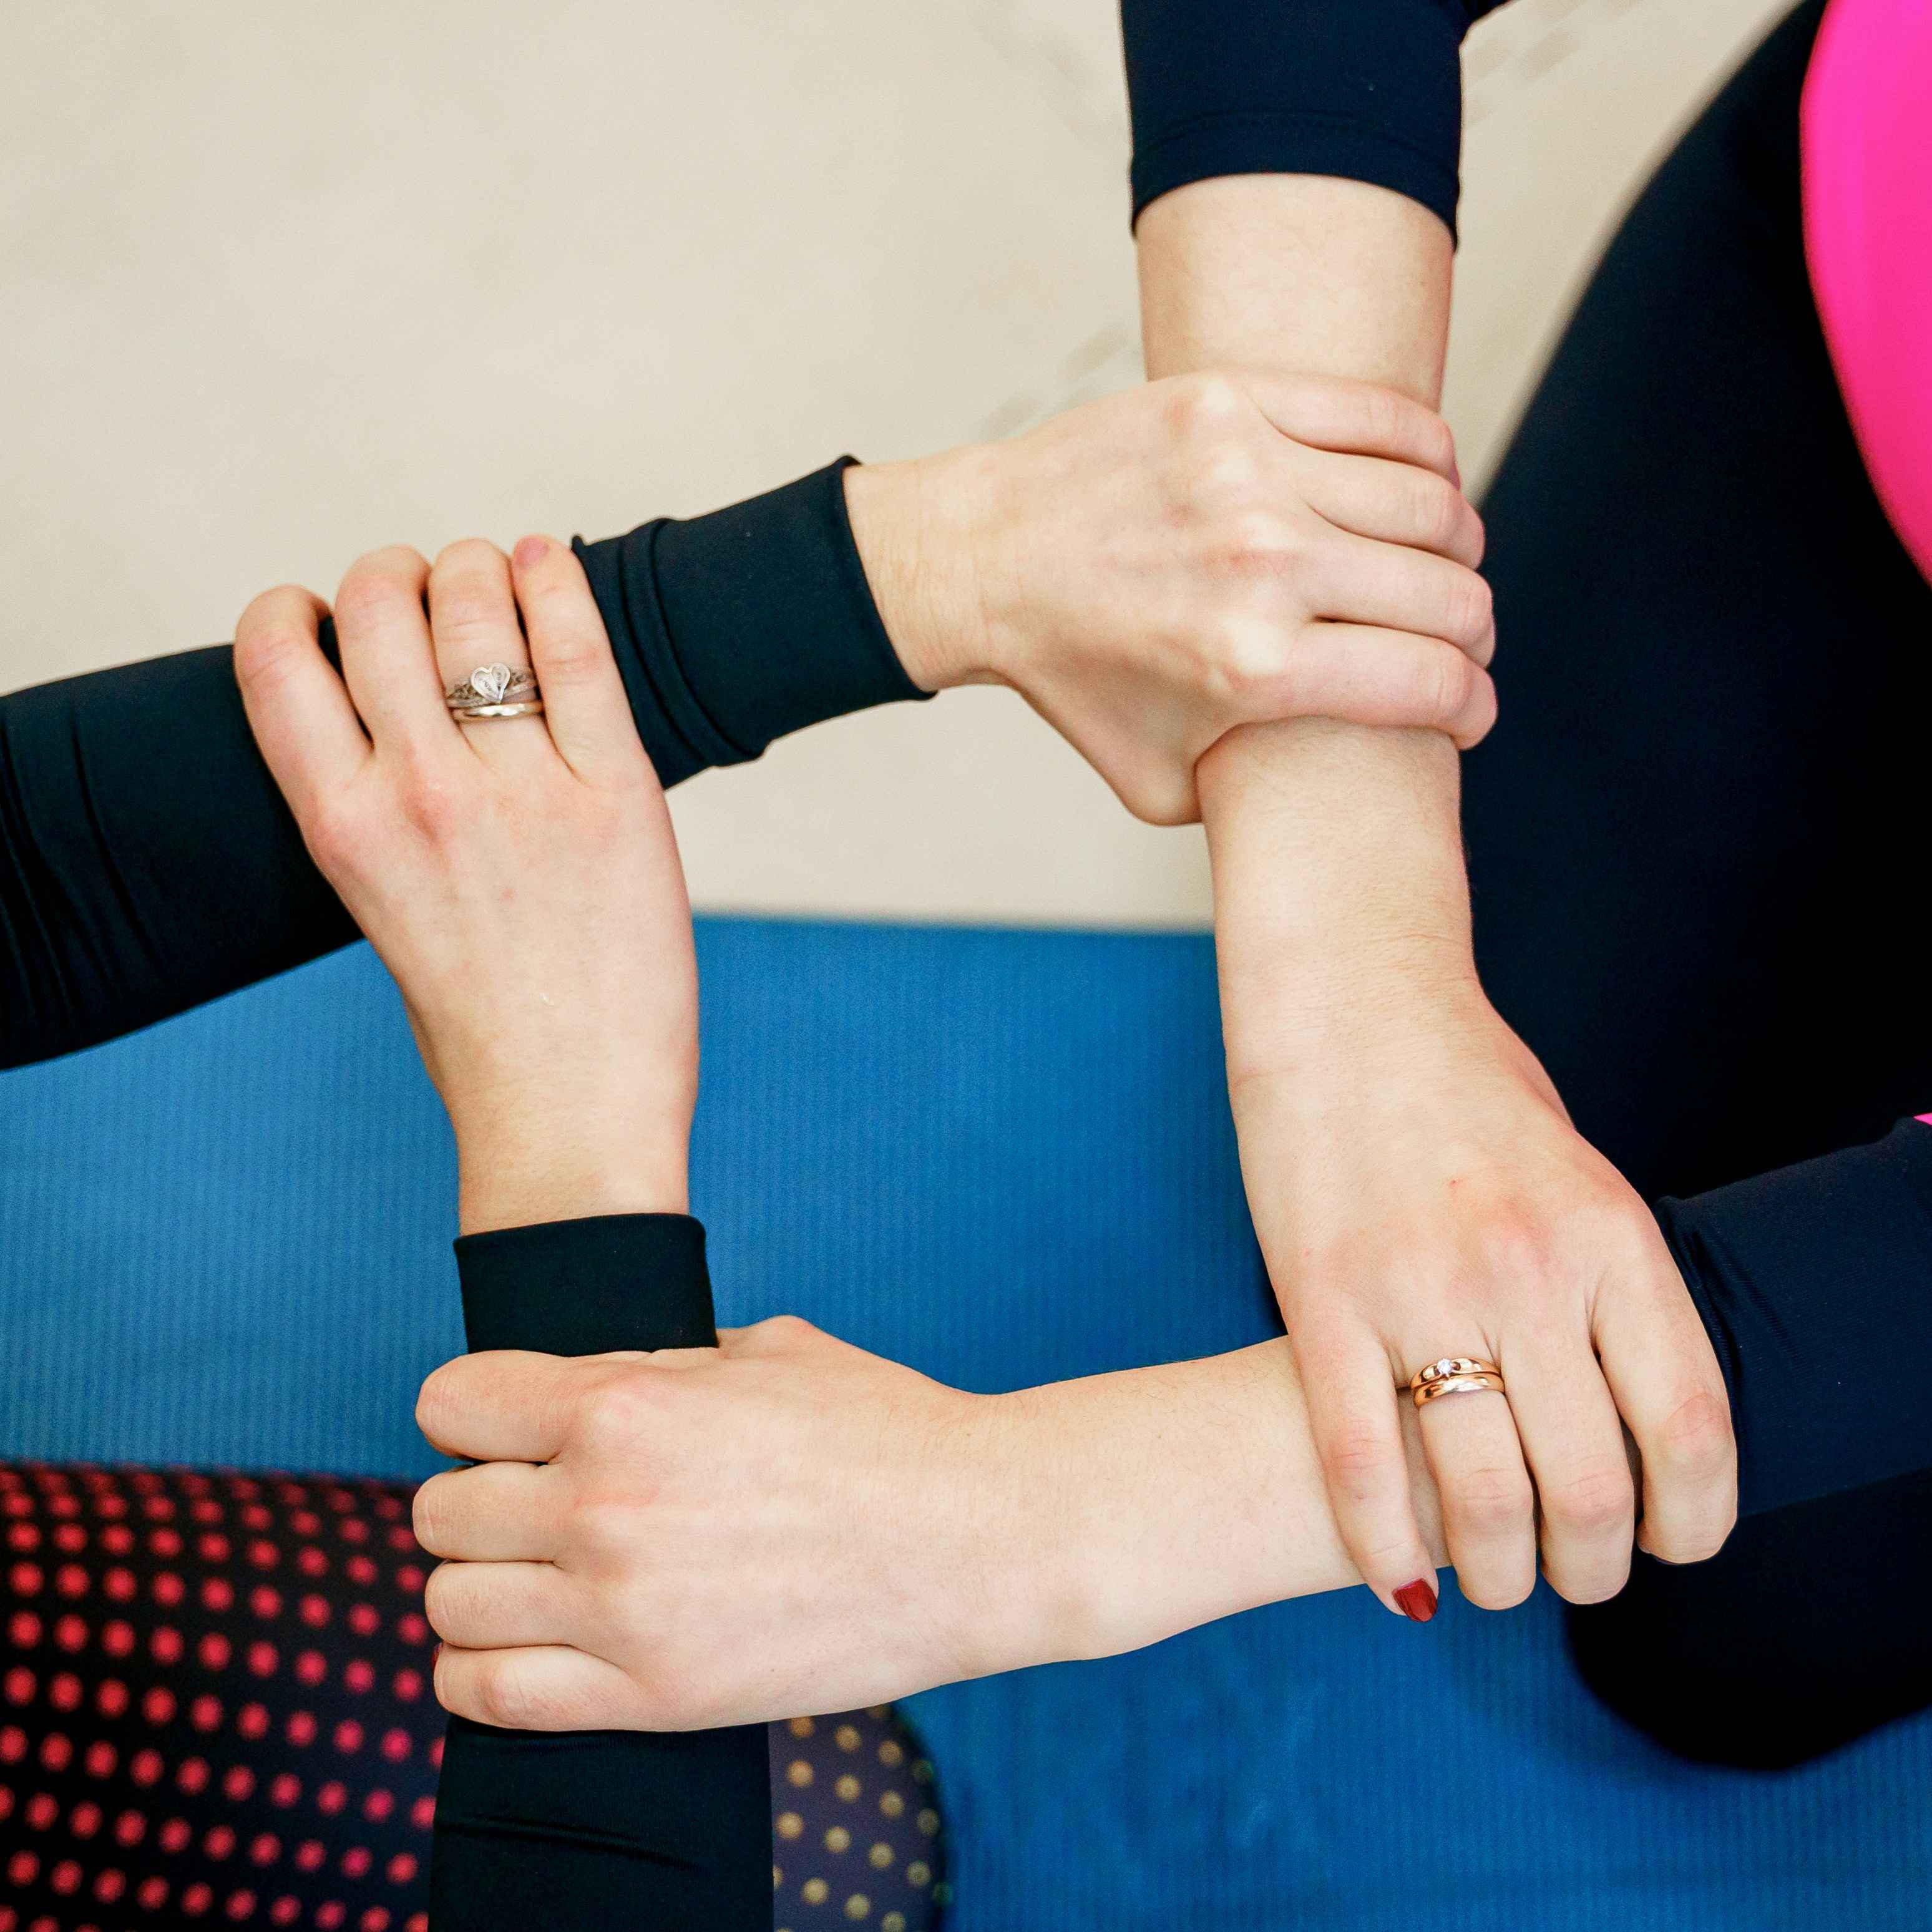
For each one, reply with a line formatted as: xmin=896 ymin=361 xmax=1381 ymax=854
xmin=230 ymin=517 xmax=1730 ymax=1740
xmin=1139 ymin=172 xmax=1734 ymax=1619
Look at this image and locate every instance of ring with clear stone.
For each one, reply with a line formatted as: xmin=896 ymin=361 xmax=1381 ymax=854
xmin=1407 ymin=1355 xmax=1507 ymax=1407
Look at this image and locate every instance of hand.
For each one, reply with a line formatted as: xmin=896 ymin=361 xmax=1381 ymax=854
xmin=233 ymin=537 xmax=696 ymax=1231
xmin=412 ymin=1319 xmax=1451 ymax=1732
xmin=1206 ymin=743 xmax=1737 ymax=1617
xmin=845 ymin=370 xmax=1497 ymax=824
xmin=410 ymin=1315 xmax=1488 ymax=1730
xmin=411 ymin=1319 xmax=1056 ymax=1730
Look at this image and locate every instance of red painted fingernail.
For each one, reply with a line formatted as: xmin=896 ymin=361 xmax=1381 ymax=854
xmin=1393 ymin=1579 xmax=1438 ymax=1623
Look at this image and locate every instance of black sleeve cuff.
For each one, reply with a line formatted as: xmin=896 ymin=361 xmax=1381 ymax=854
xmin=436 ymin=1211 xmax=771 ymax=1931
xmin=452 ymin=1212 xmax=717 ymax=1355
xmin=1120 ymin=0 xmax=1471 ymax=240
xmin=573 ymin=458 xmax=927 ymax=791
xmin=1655 ymin=1118 xmax=1932 ymax=1520
xmin=1129 ymin=114 xmax=1462 ymax=242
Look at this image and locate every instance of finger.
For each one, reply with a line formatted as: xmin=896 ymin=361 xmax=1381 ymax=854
xmin=1241 ymin=372 xmax=1460 ymax=482
xmin=424 ymin=1558 xmax=578 ymax=1652
xmin=1501 ymin=1330 xmax=1636 ymax=1604
xmin=1307 ymin=530 xmax=1496 ymax=660
xmin=1416 ymin=1382 xmax=1539 ymax=1610
xmin=412 ymin=1461 xmax=563 ymax=1563
xmin=1295 ymin=448 xmax=1485 ymax=568
xmin=331 ymin=546 xmax=454 ymax=755
xmin=416 ymin=1350 xmax=587 ymax=1464
xmin=426 ymin=538 xmax=550 ymax=768
xmin=1271 ymin=623 xmax=1496 ymax=749
xmin=509 ymin=535 xmax=650 ymax=784
xmin=1594 ymin=1237 xmax=1738 ymax=1565
xmin=435 ymin=1643 xmax=656 ymax=1732
xmin=232 ymin=585 xmax=368 ymax=824
xmin=1296 ymin=1320 xmax=1440 ymax=1619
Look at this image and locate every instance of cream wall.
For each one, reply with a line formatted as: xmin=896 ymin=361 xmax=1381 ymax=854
xmin=0 ymin=0 xmax=1791 ymax=927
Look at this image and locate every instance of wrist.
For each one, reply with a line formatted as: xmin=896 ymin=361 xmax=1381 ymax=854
xmin=922 ymin=1389 xmax=1107 ymax=1681
xmin=452 ymin=1093 xmax=691 ymax=1236
xmin=1201 ymin=720 xmax=1481 ymax=1061
xmin=842 ymin=446 xmax=1002 ymax=694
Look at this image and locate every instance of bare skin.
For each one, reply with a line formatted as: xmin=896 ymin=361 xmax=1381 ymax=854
xmin=1138 ymin=175 xmax=1736 ymax=1616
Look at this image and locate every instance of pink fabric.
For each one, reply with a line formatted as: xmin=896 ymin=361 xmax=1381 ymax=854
xmin=1801 ymin=0 xmax=1932 ymax=584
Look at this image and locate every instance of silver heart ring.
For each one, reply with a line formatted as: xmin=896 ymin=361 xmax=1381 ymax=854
xmin=445 ymin=662 xmax=542 ymax=720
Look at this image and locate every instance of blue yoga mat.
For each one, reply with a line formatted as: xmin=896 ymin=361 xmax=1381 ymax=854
xmin=4 ymin=923 xmax=1928 ymax=1930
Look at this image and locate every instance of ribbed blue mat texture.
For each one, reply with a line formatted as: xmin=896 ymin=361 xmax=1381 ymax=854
xmin=5 ymin=921 xmax=1928 ymax=1930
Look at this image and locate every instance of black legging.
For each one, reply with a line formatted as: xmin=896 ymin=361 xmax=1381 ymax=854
xmin=1464 ymin=0 xmax=1932 ymax=1765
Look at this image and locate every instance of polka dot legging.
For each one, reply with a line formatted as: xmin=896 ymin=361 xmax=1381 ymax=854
xmin=0 ymin=1463 xmax=947 ymax=1931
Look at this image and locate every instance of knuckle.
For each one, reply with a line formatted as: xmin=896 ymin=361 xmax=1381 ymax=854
xmin=572 ymin=1491 xmax=647 ymax=1563
xmin=1208 ymin=616 xmax=1290 ymax=701
xmin=431 ymin=544 xmax=512 ymax=630
xmin=420 ymin=1561 xmax=461 ymax=1637
xmin=414 ymin=1364 xmax=457 ymax=1442
xmin=1544 ymin=1461 xmax=1634 ymax=1537
xmin=1406 ymin=471 xmax=1462 ymax=547
xmin=232 ymin=614 xmax=311 ymax=694
xmin=1319 ymin=1420 xmax=1397 ymax=1506
xmin=1443 ymin=568 xmax=1495 ymax=645
xmin=576 ymin=1370 xmax=659 ymax=1455
xmin=303 ymin=798 xmax=366 ymax=878
xmin=1352 ymin=383 xmax=1405 ymax=451
xmin=752 ymin=1312 xmax=821 ymax=1349
xmin=411 ymin=1480 xmax=454 ymax=1556
xmin=334 ymin=549 xmax=426 ymax=620
xmin=470 ymin=1655 xmax=559 ymax=1732
xmin=1168 ymin=369 xmax=1247 ymax=438
xmin=1651 ymin=1385 xmax=1736 ymax=1481
xmin=1473 ymin=1210 xmax=1547 ymax=1285
xmin=532 ymin=627 xmax=605 ymax=688
xmin=1456 ymin=669 xmax=1500 ymax=748
xmin=1447 ymin=1463 xmax=1534 ymax=1538
xmin=399 ymin=771 xmax=464 ymax=844
xmin=1422 ymin=645 xmax=1475 ymax=724
xmin=1420 ymin=411 xmax=1458 ymax=477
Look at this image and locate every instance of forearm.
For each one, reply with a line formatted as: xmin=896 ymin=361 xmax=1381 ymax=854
xmin=1138 ymin=177 xmax=1475 ymax=1017
xmin=1 ymin=462 xmax=917 ymax=1071
xmin=1025 ymin=1119 xmax=1932 ymax=1662
xmin=1003 ymin=1339 xmax=1442 ymax=1662
xmin=437 ymin=1214 xmax=768 ymax=1931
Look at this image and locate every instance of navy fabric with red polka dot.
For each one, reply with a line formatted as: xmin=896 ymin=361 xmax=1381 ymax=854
xmin=0 ymin=1463 xmax=945 ymax=1931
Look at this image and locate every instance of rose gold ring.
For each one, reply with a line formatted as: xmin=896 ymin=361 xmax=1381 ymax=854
xmin=1408 ymin=1355 xmax=1506 ymax=1408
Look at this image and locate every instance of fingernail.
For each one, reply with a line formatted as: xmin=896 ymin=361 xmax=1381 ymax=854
xmin=512 ymin=535 xmax=550 ymax=570
xmin=1393 ymin=1579 xmax=1438 ymax=1623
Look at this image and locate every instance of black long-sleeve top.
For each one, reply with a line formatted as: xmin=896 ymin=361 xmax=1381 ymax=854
xmin=0 ymin=461 xmax=920 ymax=1932
xmin=0 ymin=457 xmax=921 ymax=1071
xmin=1121 ymin=0 xmax=1510 ymax=237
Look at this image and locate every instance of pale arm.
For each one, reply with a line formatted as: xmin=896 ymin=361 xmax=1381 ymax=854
xmin=1137 ymin=173 xmax=1735 ymax=1616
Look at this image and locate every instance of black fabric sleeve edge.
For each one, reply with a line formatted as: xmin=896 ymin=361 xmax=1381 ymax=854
xmin=1129 ymin=111 xmax=1462 ymax=242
